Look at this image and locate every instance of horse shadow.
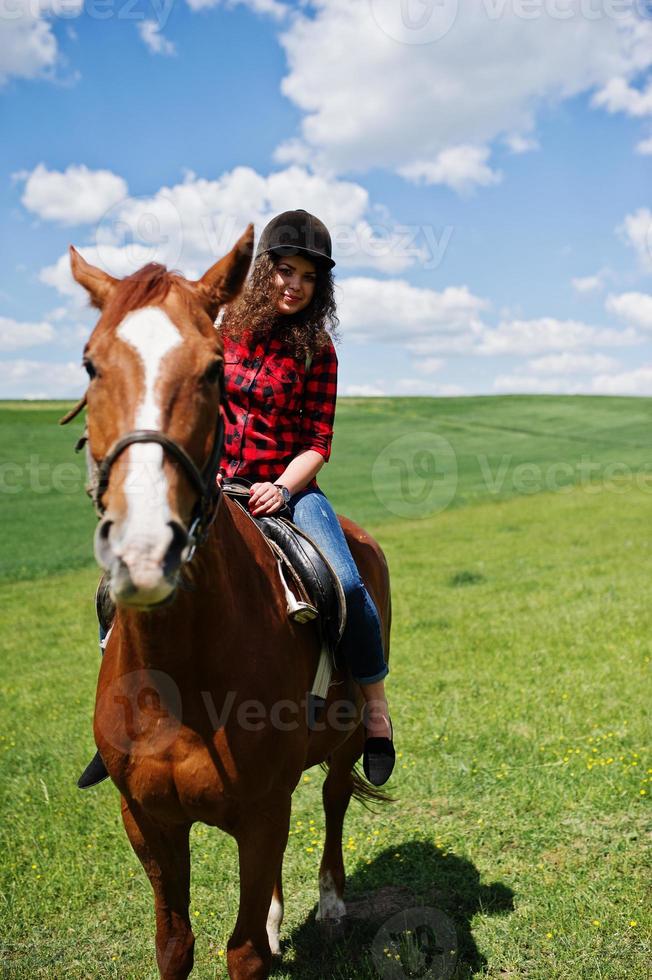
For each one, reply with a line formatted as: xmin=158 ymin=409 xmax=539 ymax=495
xmin=273 ymin=839 xmax=514 ymax=978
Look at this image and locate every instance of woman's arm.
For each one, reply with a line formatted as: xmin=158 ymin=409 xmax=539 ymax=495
xmin=276 ymin=449 xmax=325 ymax=494
xmin=248 ymin=450 xmax=324 ymax=516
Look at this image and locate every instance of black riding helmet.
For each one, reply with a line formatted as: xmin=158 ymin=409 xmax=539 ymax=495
xmin=255 ymin=209 xmax=336 ymax=270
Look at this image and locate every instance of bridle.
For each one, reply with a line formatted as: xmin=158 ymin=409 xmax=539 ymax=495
xmin=95 ymin=412 xmax=226 ymax=561
xmin=60 ymin=380 xmax=230 ymax=564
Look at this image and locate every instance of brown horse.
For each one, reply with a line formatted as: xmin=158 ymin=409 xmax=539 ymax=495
xmin=69 ymin=226 xmax=392 ymax=979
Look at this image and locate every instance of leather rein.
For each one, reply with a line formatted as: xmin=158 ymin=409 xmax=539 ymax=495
xmin=60 ymin=392 xmax=229 ymax=563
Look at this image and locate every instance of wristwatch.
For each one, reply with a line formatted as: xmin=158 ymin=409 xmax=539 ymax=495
xmin=275 ymin=484 xmax=291 ymax=505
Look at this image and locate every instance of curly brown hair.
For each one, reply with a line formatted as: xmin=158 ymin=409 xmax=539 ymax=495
xmin=218 ymin=253 xmax=339 ymax=359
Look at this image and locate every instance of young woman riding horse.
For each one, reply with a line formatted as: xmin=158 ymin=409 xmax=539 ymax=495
xmin=217 ymin=209 xmax=395 ymax=786
xmin=78 ymin=209 xmax=395 ymax=789
xmin=68 ymin=225 xmax=394 ymax=979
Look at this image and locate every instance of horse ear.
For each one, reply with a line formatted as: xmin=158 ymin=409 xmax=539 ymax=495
xmin=197 ymin=224 xmax=254 ymax=321
xmin=69 ymin=246 xmax=118 ymax=310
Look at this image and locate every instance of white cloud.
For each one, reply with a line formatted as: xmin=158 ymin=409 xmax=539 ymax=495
xmin=592 ymin=365 xmax=652 ymax=394
xmin=273 ymin=138 xmax=313 ymax=168
xmin=392 ymin=377 xmax=465 ymax=396
xmin=337 ymin=277 xmax=488 ymax=354
xmin=494 ymin=350 xmax=652 ymax=395
xmin=0 ymin=0 xmax=82 ymax=86
xmin=46 ymin=306 xmax=71 ymax=322
xmin=0 ymin=316 xmax=54 ymax=352
xmin=40 ymin=243 xmax=162 ymax=300
xmin=571 ymin=272 xmax=605 ymax=294
xmin=0 ymin=307 xmax=91 ymax=354
xmin=492 ymin=369 xmax=636 ymax=395
xmin=398 ymin=145 xmax=502 ymax=195
xmin=478 ymin=317 xmax=639 ymax=355
xmin=606 ymin=291 xmax=652 ymax=330
xmin=276 ymin=1 xmax=652 ymax=182
xmin=343 ymin=378 xmax=464 ymax=396
xmin=39 ymin=164 xmax=433 ymax=296
xmin=618 ymin=208 xmax=652 ymax=271
xmin=137 ymin=21 xmax=176 ymax=56
xmin=337 ymin=280 xmax=640 ymax=361
xmin=185 ymin=0 xmax=286 ymax=17
xmin=17 ymin=163 xmax=128 ymax=226
xmin=636 ymin=136 xmax=652 ymax=155
xmin=0 ymin=359 xmax=85 ymax=398
xmin=504 ymin=133 xmax=540 ymax=154
xmin=528 ymin=352 xmax=618 ymax=374
xmin=592 ymin=76 xmax=652 ymax=117
xmin=493 ymin=373 xmax=588 ymax=394
xmin=414 ymin=357 xmax=444 ymax=375
xmin=0 ymin=15 xmax=56 ymax=87
xmin=493 ymin=351 xmax=622 ymax=395
xmin=344 ymin=383 xmax=386 ymax=396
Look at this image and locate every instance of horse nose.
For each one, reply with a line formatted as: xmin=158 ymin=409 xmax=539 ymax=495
xmin=94 ymin=517 xmax=187 ymax=606
xmin=163 ymin=520 xmax=189 ymax=576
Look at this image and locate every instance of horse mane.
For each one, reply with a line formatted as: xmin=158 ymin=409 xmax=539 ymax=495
xmin=105 ymin=264 xmax=192 ymax=324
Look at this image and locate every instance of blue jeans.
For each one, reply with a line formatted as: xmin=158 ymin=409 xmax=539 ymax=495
xmin=289 ymin=487 xmax=389 ymax=685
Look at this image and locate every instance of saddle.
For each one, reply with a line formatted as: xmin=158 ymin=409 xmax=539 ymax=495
xmin=221 ymin=478 xmax=346 ymax=663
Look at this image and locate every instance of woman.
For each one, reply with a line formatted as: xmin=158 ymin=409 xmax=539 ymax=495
xmin=217 ymin=209 xmax=395 ymax=786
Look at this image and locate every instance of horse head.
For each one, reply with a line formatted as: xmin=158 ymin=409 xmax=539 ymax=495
xmin=70 ymin=225 xmax=253 ymax=608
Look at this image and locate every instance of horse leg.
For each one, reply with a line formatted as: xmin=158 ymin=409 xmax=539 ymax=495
xmin=121 ymin=798 xmax=194 ymax=980
xmin=317 ymin=745 xmax=358 ymax=926
xmin=227 ymin=795 xmax=291 ymax=980
xmin=265 ymin=862 xmax=284 ymax=956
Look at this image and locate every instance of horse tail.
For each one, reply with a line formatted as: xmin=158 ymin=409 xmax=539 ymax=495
xmin=319 ymin=761 xmax=395 ymax=809
xmin=350 ymin=765 xmax=396 ymax=808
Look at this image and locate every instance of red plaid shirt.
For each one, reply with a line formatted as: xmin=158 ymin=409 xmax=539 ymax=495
xmin=219 ymin=330 xmax=338 ymax=487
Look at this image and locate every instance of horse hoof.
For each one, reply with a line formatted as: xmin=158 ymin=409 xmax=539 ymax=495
xmin=316 ymin=916 xmax=346 ymax=942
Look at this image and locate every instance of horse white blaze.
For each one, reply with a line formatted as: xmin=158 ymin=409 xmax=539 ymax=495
xmin=111 ymin=307 xmax=181 ymax=593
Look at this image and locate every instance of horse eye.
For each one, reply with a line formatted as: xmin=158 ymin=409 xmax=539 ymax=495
xmin=83 ymin=358 xmax=97 ymax=380
xmin=203 ymin=361 xmax=223 ymax=385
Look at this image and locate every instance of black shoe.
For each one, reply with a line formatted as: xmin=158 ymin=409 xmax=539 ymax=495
xmin=77 ymin=750 xmax=109 ymax=789
xmin=363 ymin=719 xmax=395 ymax=786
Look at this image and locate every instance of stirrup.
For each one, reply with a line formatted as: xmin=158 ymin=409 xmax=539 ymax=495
xmin=289 ymin=600 xmax=319 ymax=623
xmin=276 ymin=558 xmax=319 ymax=622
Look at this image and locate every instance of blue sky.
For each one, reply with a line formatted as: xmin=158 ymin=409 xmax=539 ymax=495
xmin=2 ymin=0 xmax=652 ymax=397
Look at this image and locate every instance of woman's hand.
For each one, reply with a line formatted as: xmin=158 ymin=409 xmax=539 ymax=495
xmin=249 ymin=481 xmax=285 ymax=516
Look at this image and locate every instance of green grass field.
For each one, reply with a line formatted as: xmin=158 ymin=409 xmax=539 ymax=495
xmin=0 ymin=397 xmax=650 ymax=978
